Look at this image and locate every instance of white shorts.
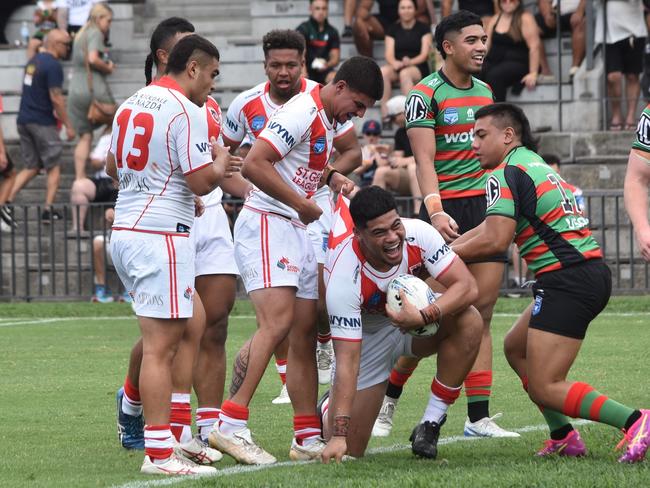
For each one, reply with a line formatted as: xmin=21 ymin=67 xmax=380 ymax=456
xmin=332 ymin=324 xmax=414 ymax=391
xmin=192 ymin=204 xmax=238 ymax=277
xmin=110 ymin=230 xmax=196 ymax=319
xmin=306 ymin=187 xmax=333 ymax=265
xmin=234 ymin=207 xmax=318 ymax=299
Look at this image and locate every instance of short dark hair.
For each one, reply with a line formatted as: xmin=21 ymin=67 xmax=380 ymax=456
xmin=475 ymin=102 xmax=538 ymax=152
xmin=541 ymin=153 xmax=561 ymax=167
xmin=262 ymin=29 xmax=305 ymax=58
xmin=145 ymin=17 xmax=195 ymax=85
xmin=165 ymin=34 xmax=220 ymax=75
xmin=435 ymin=10 xmax=482 ymax=59
xmin=334 ymin=56 xmax=383 ymax=101
xmin=350 ymin=186 xmax=398 ymax=229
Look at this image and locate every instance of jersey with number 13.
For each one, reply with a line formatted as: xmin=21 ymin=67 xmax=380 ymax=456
xmin=110 ymin=76 xmax=213 ymax=234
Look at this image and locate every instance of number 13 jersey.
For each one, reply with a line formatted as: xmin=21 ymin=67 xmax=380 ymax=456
xmin=110 ymin=76 xmax=213 ymax=234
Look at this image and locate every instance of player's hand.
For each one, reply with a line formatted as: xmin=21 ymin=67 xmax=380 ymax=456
xmin=386 ymin=289 xmax=426 ymax=332
xmin=635 ymin=227 xmax=650 ymax=262
xmin=328 ymin=171 xmax=356 ymax=197
xmin=296 ymin=197 xmax=322 ymax=225
xmin=211 ymin=137 xmax=242 ymax=178
xmin=430 ymin=212 xmax=460 ymax=242
xmin=321 ymin=437 xmax=347 ymax=464
xmin=0 ymin=150 xmax=7 ymax=171
xmin=194 ymin=196 xmax=205 ymax=218
xmin=65 ymin=125 xmax=76 ymax=141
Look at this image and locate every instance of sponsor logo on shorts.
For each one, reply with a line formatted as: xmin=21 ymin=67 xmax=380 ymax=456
xmin=241 ymin=267 xmax=259 ymax=281
xmin=313 ymin=136 xmax=327 ymax=154
xmin=328 ymin=315 xmax=361 ymax=329
xmin=277 ymin=256 xmax=299 ymax=273
xmin=135 ymin=291 xmax=164 ymax=307
xmin=443 ymin=107 xmax=459 ymax=125
xmin=251 ymin=115 xmax=266 ymax=131
xmin=532 ymin=294 xmax=543 ymax=316
xmin=183 ymin=286 xmax=193 ymax=301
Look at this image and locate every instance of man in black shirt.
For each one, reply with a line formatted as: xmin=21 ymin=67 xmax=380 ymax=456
xmin=297 ymin=0 xmax=341 ymax=84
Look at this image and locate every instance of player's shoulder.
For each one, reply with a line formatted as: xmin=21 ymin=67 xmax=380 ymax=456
xmin=410 ymin=71 xmax=443 ymax=100
xmin=402 ymin=217 xmax=442 ymax=242
xmin=471 ymin=76 xmax=493 ymax=93
xmin=232 ymin=82 xmax=267 ymax=108
xmin=327 ymin=237 xmax=359 ymax=274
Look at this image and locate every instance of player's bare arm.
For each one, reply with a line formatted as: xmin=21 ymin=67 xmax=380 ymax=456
xmin=452 ymin=215 xmax=516 ymax=261
xmin=185 ymin=141 xmax=241 ymax=196
xmin=624 ymin=148 xmax=650 ymax=261
xmin=322 ymin=339 xmax=361 ymax=464
xmin=387 ymin=257 xmax=478 ymax=331
xmin=242 ymin=139 xmax=322 ymax=224
xmin=106 ymin=151 xmax=117 ymax=181
xmin=332 ymin=129 xmax=362 ymax=176
xmin=407 ymin=126 xmax=459 ymax=241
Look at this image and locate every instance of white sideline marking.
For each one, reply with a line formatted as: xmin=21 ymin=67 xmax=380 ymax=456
xmin=112 ymin=420 xmax=592 ymax=488
xmin=0 ymin=312 xmax=648 ymax=329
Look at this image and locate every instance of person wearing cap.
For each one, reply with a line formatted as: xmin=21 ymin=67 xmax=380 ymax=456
xmin=353 ymin=119 xmax=391 ymax=187
xmin=371 ymin=95 xmax=422 ymax=215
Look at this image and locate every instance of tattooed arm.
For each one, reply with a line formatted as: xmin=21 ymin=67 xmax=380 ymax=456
xmin=321 ymin=339 xmax=361 ymax=463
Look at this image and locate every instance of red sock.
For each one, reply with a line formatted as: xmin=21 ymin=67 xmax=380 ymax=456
xmin=317 ymin=332 xmax=331 ymax=344
xmin=144 ymin=424 xmax=174 ymax=461
xmin=464 ymin=370 xmax=493 ymax=399
xmin=389 ymin=367 xmax=415 ymax=387
xmin=294 ymin=415 xmax=321 ymax=446
xmin=196 ymin=407 xmax=220 ymax=441
xmin=219 ymin=400 xmax=249 ymax=435
xmin=275 ymin=359 xmax=287 ymax=385
xmin=170 ymin=392 xmax=192 ymax=443
xmin=124 ymin=376 xmax=140 ymax=403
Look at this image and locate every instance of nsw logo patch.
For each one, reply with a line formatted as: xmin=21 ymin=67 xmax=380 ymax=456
xmin=313 ymin=136 xmax=326 ymax=154
xmin=251 ymin=115 xmax=266 ymax=131
xmin=443 ymin=107 xmax=459 ymax=125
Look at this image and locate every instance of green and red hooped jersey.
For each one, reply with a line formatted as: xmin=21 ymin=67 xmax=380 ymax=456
xmin=485 ymin=146 xmax=602 ymax=276
xmin=632 ymin=103 xmax=650 ymax=153
xmin=405 ymin=70 xmax=494 ymax=200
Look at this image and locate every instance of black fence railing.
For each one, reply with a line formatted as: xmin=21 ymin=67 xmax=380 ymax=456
xmin=0 ymin=191 xmax=647 ymax=302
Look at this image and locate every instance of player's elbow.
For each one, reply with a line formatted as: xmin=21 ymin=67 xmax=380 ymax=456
xmin=462 ymin=275 xmax=480 ymax=309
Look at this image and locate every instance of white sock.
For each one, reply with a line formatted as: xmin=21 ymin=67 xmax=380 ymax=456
xmin=122 ymin=392 xmax=143 ymax=417
xmin=218 ymin=413 xmax=248 ymax=436
xmin=421 ymin=391 xmax=450 ymax=424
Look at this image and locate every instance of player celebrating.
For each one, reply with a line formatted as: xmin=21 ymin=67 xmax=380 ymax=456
xmin=452 ymin=102 xmax=650 ymax=463
xmin=221 ymin=29 xmax=362 ymax=394
xmin=624 ymin=103 xmax=650 ymax=262
xmin=107 ymin=34 xmax=240 ymax=475
xmin=320 ymin=186 xmax=482 ymax=462
xmin=210 ymin=56 xmax=382 ymax=465
xmin=115 ymin=18 xmax=250 ymax=462
xmin=379 ymin=9 xmax=518 ymax=439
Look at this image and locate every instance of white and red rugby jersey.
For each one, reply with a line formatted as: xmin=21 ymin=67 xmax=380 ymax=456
xmin=201 ymin=95 xmax=224 ymax=208
xmin=324 ymin=218 xmax=457 ymax=341
xmin=111 ymin=76 xmax=212 ymax=234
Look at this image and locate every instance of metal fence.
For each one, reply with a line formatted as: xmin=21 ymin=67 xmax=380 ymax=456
xmin=0 ymin=191 xmax=647 ymax=302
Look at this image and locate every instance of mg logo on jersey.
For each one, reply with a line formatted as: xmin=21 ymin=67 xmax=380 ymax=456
xmin=405 ymin=94 xmax=427 ymax=122
xmin=268 ymin=121 xmax=296 ymax=147
xmin=636 ymin=112 xmax=650 ymax=147
xmin=486 ymin=175 xmax=501 ymax=208
xmin=313 ymin=136 xmax=326 ymax=154
xmin=251 ymin=115 xmax=266 ymax=131
xmin=443 ymin=129 xmax=474 ymax=144
xmin=443 ymin=107 xmax=459 ymax=124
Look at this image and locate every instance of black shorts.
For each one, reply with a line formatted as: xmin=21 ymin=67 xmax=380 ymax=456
xmin=1 ymin=151 xmax=15 ymax=178
xmin=418 ymin=195 xmax=508 ymax=263
xmin=91 ymin=177 xmax=118 ymax=204
xmin=459 ymin=0 xmax=495 ymax=18
xmin=529 ymin=259 xmax=611 ymax=340
xmin=534 ymin=12 xmax=573 ymax=38
xmin=605 ymin=37 xmax=645 ymax=75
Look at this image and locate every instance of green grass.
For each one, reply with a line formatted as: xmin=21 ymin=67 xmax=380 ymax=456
xmin=1 ymin=299 xmax=649 ymax=487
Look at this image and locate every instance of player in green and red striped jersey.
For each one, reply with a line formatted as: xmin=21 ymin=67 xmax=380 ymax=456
xmin=453 ymin=102 xmax=650 ymax=463
xmin=372 ymin=10 xmax=518 ymax=440
xmin=624 ymin=103 xmax=650 ymax=262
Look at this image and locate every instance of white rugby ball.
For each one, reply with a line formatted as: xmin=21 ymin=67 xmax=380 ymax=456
xmin=386 ymin=274 xmax=439 ymax=336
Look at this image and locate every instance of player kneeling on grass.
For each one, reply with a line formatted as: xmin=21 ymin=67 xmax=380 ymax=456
xmin=452 ymin=102 xmax=650 ymax=463
xmin=320 ymin=186 xmax=483 ymax=462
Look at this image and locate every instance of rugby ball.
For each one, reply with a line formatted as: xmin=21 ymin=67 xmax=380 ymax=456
xmin=386 ymin=274 xmax=440 ymax=336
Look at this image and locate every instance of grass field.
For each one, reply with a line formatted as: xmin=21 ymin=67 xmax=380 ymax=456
xmin=1 ymin=297 xmax=649 ymax=487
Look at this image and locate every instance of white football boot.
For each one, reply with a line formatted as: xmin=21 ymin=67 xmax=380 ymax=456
xmin=140 ymin=453 xmax=216 ymax=475
xmin=316 ymin=341 xmax=334 ymax=385
xmin=289 ymin=437 xmax=327 ymax=461
xmin=209 ymin=426 xmax=276 ymax=465
xmin=463 ymin=413 xmax=521 ymax=438
xmin=272 ymin=384 xmax=291 ymax=404
xmin=176 ymin=435 xmax=223 ymax=464
xmin=372 ymin=397 xmax=398 ymax=437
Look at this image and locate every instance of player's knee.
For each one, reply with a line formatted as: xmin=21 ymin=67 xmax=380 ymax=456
xmin=203 ymin=317 xmax=228 ymax=348
xmin=526 ymin=381 xmax=546 ymax=406
xmin=456 ymin=307 xmax=483 ymax=353
xmin=503 ymin=331 xmax=520 ymax=363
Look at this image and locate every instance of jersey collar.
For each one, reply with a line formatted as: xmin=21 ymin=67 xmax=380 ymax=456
xmin=438 ymin=68 xmax=474 ymax=91
xmin=152 ymin=76 xmax=187 ymax=97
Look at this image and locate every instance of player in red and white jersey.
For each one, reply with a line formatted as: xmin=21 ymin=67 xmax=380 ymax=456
xmin=222 ymin=29 xmax=363 ymax=397
xmin=320 ymin=186 xmax=482 ymax=462
xmin=106 ymin=34 xmax=240 ymax=476
xmin=113 ymin=18 xmax=250 ymax=471
xmin=210 ymin=56 xmax=382 ymax=466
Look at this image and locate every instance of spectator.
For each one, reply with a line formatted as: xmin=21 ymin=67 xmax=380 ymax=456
xmin=296 ymin=0 xmax=341 ymax=84
xmin=0 ymin=94 xmax=18 ymax=231
xmin=55 ymin=0 xmax=102 ymax=36
xmin=92 ymin=207 xmax=131 ymax=302
xmin=352 ymin=119 xmax=390 ymax=187
xmin=481 ymin=0 xmax=540 ymax=102
xmin=353 ymin=0 xmax=434 ymax=57
xmin=380 ymin=0 xmax=433 ymax=118
xmin=595 ymin=0 xmax=647 ymax=131
xmin=69 ymin=128 xmax=117 ymax=234
xmin=27 ymin=0 xmax=58 ymax=59
xmin=8 ymin=29 xmax=75 ymax=222
xmin=442 ymin=0 xmax=499 ymax=27
xmin=372 ymin=95 xmax=422 ymax=214
xmin=535 ymin=0 xmax=585 ymax=81
xmin=67 ymin=2 xmax=114 ymax=180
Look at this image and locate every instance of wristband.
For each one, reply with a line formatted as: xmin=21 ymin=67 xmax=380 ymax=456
xmin=420 ymin=303 xmax=442 ymax=325
xmin=326 ymin=169 xmax=340 ymax=186
xmin=333 ymin=415 xmax=350 ymax=437
xmin=423 ymin=193 xmax=443 ymax=215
